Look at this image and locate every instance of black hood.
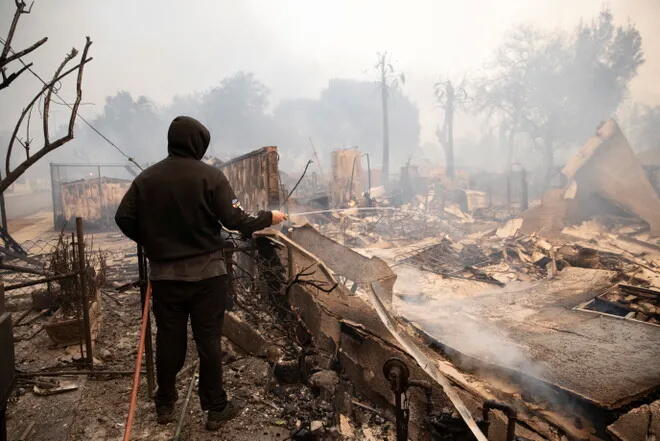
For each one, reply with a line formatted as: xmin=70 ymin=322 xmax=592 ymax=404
xmin=167 ymin=116 xmax=210 ymax=160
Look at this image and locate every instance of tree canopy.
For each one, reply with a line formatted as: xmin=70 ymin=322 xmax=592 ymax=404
xmin=474 ymin=8 xmax=644 ymax=182
xmin=67 ymin=74 xmax=421 ymax=173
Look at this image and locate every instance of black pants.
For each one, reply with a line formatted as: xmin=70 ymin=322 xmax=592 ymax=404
xmin=151 ymin=275 xmax=228 ymax=412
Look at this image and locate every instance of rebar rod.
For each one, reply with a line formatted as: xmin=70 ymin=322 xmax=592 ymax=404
xmin=172 ymin=361 xmax=198 ymax=441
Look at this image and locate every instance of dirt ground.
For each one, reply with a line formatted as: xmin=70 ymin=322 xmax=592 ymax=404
xmin=5 ymin=230 xmax=396 ymax=441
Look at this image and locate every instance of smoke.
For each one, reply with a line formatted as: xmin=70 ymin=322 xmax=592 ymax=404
xmin=49 ymin=75 xmax=421 ymax=175
xmin=395 ymin=283 xmax=541 ymax=375
xmin=392 ymin=271 xmax=597 ymax=421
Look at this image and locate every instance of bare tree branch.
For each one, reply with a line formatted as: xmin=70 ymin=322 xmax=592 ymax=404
xmin=67 ymin=38 xmax=90 ymax=142
xmin=0 ymin=1 xmax=39 ymax=63
xmin=3 ymin=36 xmax=47 ymax=66
xmin=0 ymin=61 xmax=32 ymax=90
xmin=0 ymin=1 xmax=47 ymax=93
xmin=43 ymin=47 xmax=78 ymax=145
xmin=1 ymin=37 xmax=93 ymax=193
xmin=1 ymin=2 xmax=26 ymax=61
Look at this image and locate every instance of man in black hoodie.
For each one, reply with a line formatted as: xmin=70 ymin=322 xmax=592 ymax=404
xmin=115 ymin=116 xmax=286 ymax=430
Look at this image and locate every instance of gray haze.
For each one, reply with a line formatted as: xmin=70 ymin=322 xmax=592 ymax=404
xmin=1 ymin=0 xmax=659 ymax=177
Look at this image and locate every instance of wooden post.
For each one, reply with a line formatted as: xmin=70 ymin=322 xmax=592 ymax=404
xmin=75 ymin=217 xmax=94 ymax=369
xmin=97 ymin=165 xmax=103 ymax=222
xmin=72 ymin=232 xmax=85 ymax=363
xmin=0 ymin=281 xmax=14 ymax=441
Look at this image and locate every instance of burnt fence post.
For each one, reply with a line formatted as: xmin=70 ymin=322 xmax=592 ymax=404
xmin=0 ymin=281 xmax=15 ymax=441
xmin=75 ymin=217 xmax=94 ymax=369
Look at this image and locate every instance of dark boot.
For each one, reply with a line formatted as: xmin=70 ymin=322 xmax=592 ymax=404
xmin=156 ymin=403 xmax=175 ymax=424
xmin=205 ymin=400 xmax=243 ymax=431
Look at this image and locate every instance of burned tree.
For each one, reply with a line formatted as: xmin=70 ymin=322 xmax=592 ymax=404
xmin=0 ymin=1 xmax=93 ymax=194
xmin=374 ymin=52 xmax=404 ymax=189
xmin=435 ymin=79 xmax=468 ymax=179
xmin=475 ymin=10 xmax=643 ymax=188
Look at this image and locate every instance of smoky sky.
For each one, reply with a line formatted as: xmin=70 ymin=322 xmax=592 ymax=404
xmin=1 ymin=0 xmax=659 ymax=155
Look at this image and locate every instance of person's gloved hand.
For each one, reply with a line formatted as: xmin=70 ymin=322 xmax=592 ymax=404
xmin=271 ymin=210 xmax=288 ymax=225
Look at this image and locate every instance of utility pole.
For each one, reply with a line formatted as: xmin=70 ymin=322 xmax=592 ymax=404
xmin=377 ymin=54 xmax=390 ymax=188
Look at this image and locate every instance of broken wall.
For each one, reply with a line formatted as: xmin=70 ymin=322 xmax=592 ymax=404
xmin=522 ymin=120 xmax=660 ymax=236
xmin=216 ymin=146 xmax=281 ymax=211
xmin=58 ymin=178 xmax=131 ymax=229
xmin=331 ymin=148 xmax=363 ymax=207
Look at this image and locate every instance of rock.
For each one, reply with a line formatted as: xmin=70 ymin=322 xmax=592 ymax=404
xmin=221 ymin=337 xmax=242 ymax=362
xmin=265 ymin=345 xmax=283 ymax=363
xmin=291 ymin=427 xmax=315 ymax=441
xmin=310 ymin=420 xmax=323 ymax=432
xmin=99 ymin=348 xmax=112 ymax=360
xmin=338 ymin=414 xmax=355 ymax=437
xmin=308 ymin=370 xmax=339 ymax=400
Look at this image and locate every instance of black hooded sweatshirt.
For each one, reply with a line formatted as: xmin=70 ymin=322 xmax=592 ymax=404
xmin=115 ymin=116 xmax=272 ymax=261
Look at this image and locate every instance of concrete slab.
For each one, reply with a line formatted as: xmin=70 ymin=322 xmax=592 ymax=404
xmin=398 ymin=267 xmax=660 ymax=409
xmin=608 ymin=400 xmax=660 ymax=441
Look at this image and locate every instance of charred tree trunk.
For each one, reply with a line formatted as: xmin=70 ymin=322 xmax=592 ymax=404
xmin=445 ymin=103 xmax=455 ymax=178
xmin=437 ymin=81 xmax=464 ymax=179
xmin=444 ymin=82 xmax=456 ymax=178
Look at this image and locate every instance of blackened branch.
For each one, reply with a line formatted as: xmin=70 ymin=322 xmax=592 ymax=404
xmin=0 ymin=0 xmax=46 ymax=89
xmin=43 ymin=48 xmax=78 ymax=145
xmin=284 ymin=263 xmax=337 ymax=295
xmin=3 ymin=37 xmax=47 ymax=67
xmin=1 ymin=37 xmax=92 ymax=193
xmin=1 ymin=1 xmax=42 ymax=65
xmin=0 ymin=61 xmax=33 ymax=91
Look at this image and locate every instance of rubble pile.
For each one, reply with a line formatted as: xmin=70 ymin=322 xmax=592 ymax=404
xmin=313 ymin=210 xmax=438 ymax=247
xmin=402 ymin=234 xmax=560 ymax=286
xmin=304 ymin=194 xmax=660 ymax=293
